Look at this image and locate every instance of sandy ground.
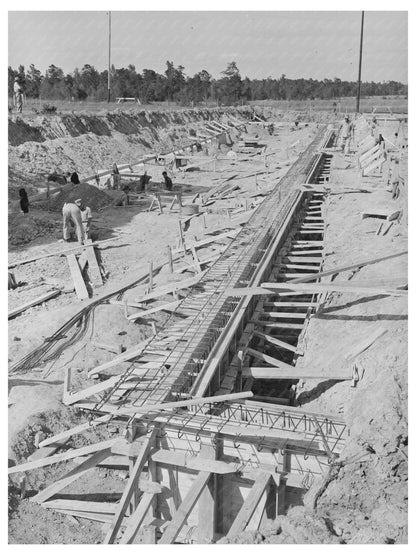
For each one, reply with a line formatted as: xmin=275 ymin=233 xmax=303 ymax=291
xmin=8 ymin=108 xmax=407 ymax=544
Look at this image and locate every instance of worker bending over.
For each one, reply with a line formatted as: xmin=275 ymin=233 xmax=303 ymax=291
xmin=75 ymin=198 xmax=92 ymax=239
xmin=62 ymin=202 xmax=85 ymax=244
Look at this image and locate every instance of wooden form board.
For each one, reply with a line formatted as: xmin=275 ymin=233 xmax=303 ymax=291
xmin=226 ymin=472 xmax=271 ymax=538
xmin=8 ymin=237 xmax=119 ymax=269
xmin=66 ymin=253 xmax=89 ymax=300
xmin=104 ymin=428 xmax=158 ymax=543
xmin=8 ymin=289 xmax=61 ymax=319
xmin=159 ymin=471 xmax=212 ymax=544
xmin=8 ymin=438 xmax=117 ymax=474
xmin=85 ymin=244 xmax=103 ymax=286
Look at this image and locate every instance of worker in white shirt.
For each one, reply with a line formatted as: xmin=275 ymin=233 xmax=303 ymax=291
xmin=14 ymin=77 xmax=23 ymax=113
xmin=62 ymin=202 xmax=85 ymax=244
xmin=75 ymin=198 xmax=92 ymax=239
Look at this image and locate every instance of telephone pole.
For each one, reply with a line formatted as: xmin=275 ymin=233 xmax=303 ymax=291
xmin=107 ymin=11 xmax=111 ymax=103
xmin=356 ymin=11 xmax=365 ymax=113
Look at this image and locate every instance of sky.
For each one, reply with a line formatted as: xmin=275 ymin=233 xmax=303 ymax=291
xmin=8 ymin=10 xmax=408 ymax=83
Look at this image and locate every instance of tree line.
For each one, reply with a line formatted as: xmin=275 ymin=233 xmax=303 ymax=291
xmin=8 ymin=60 xmax=407 ymax=105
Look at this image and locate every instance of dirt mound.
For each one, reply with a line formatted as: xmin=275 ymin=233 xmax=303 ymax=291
xmin=48 ymin=183 xmax=113 ymax=212
xmin=8 ymin=213 xmax=61 ymax=246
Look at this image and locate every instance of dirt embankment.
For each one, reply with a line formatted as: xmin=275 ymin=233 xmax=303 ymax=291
xmin=8 ymin=107 xmax=251 ymax=182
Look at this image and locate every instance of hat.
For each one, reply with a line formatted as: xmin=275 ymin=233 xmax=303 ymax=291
xmin=75 ymin=199 xmax=82 ymax=206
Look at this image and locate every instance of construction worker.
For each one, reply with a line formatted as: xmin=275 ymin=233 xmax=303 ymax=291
xmin=19 ymin=188 xmax=29 ymax=214
xmin=112 ymin=163 xmax=121 ymax=189
xmin=389 ymin=158 xmax=405 ymax=200
xmin=162 ymin=171 xmax=173 ymax=191
xmin=14 ymin=77 xmax=23 ymax=113
xmin=62 ymin=202 xmax=85 ymax=244
xmin=70 ymin=171 xmax=80 ymax=185
xmin=340 ymin=116 xmax=353 ymax=153
xmin=75 ymin=199 xmax=92 ymax=239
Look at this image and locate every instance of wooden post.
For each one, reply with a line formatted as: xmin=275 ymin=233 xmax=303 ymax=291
xmin=128 ymin=455 xmax=140 ymax=515
xmin=141 ymin=525 xmax=157 ymax=544
xmin=156 ymin=193 xmax=163 ymax=214
xmin=167 ymin=245 xmax=173 ymax=273
xmin=198 ymin=435 xmax=222 ymax=543
xmin=277 ymin=451 xmax=290 ymax=515
xmin=63 ymin=367 xmax=72 ymax=403
xmin=178 ymin=220 xmax=185 ymax=252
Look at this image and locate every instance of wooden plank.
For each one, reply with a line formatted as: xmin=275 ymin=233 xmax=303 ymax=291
xmin=113 ymin=391 xmax=253 ymax=416
xmin=8 ymin=439 xmax=116 ymax=475
xmin=172 ymin=230 xmax=237 ymax=254
xmin=246 ymin=348 xmax=294 ymax=370
xmin=127 ymin=300 xmax=182 ymax=321
xmin=85 ymin=245 xmax=103 ymax=286
xmin=289 ymin=250 xmax=407 ymax=284
xmin=27 ymin=441 xmax=68 ymax=462
xmin=104 ymin=428 xmax=158 ymax=544
xmin=64 ymin=375 xmax=125 ymax=406
xmin=191 ymin=246 xmax=202 ymax=273
xmin=260 ymin=281 xmax=407 ymax=297
xmin=346 ymin=327 xmax=387 ymax=361
xmin=263 ymin=311 xmax=307 ymax=319
xmin=159 ymin=471 xmax=212 ymax=544
xmin=42 ymin=499 xmax=117 ymax=514
xmin=119 ymin=493 xmax=155 ymax=544
xmin=133 ymin=273 xmax=206 ymax=303
xmin=263 ymin=301 xmax=319 ymax=308
xmin=31 ymin=449 xmax=112 ymax=505
xmin=8 ymin=237 xmax=119 ymax=269
xmin=88 ymin=338 xmax=152 ymax=377
xmin=151 ymin=450 xmax=235 ymax=475
xmin=242 ymin=367 xmax=351 ymax=380
xmin=282 ymin=264 xmax=321 ymax=271
xmin=198 ymin=441 xmax=220 ymax=543
xmin=51 ymin=509 xmax=114 ymax=523
xmin=283 ymin=257 xmax=321 ymax=263
xmin=66 ymin=254 xmax=89 ymax=300
xmin=250 ymin=320 xmax=304 ymax=329
xmin=8 ymin=289 xmax=61 ymax=319
xmin=252 ymin=331 xmax=298 ymax=353
xmin=38 ymin=415 xmax=111 ymax=448
xmin=226 ymin=473 xmax=271 ymax=538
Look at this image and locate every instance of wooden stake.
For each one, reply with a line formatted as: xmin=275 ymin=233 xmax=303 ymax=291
xmin=104 ymin=428 xmax=158 ymax=544
xmin=167 ymin=245 xmax=173 ymax=273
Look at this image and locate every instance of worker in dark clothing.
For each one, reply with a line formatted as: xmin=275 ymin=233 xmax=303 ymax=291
xmin=70 ymin=171 xmax=80 ymax=185
xmin=19 ymin=188 xmax=29 ymax=214
xmin=162 ymin=171 xmax=173 ymax=191
xmin=138 ymin=171 xmax=151 ymax=192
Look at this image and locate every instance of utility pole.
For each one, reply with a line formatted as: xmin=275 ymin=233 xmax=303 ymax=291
xmin=356 ymin=11 xmax=365 ymax=113
xmin=107 ymin=11 xmax=111 ymax=103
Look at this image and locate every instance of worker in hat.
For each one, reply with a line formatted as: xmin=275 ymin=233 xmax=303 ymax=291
xmin=388 ymin=157 xmax=405 ymax=200
xmin=340 ymin=115 xmax=353 ymax=153
xmin=13 ymin=77 xmax=23 ymax=113
xmin=75 ymin=199 xmax=92 ymax=239
xmin=62 ymin=201 xmax=85 ymax=244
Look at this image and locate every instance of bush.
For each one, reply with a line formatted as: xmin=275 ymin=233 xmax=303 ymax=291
xmin=41 ymin=103 xmax=57 ymax=114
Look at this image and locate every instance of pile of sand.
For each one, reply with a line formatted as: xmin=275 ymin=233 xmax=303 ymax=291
xmin=8 ymin=213 xmax=61 ymax=246
xmin=48 ymin=183 xmax=113 ymax=212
